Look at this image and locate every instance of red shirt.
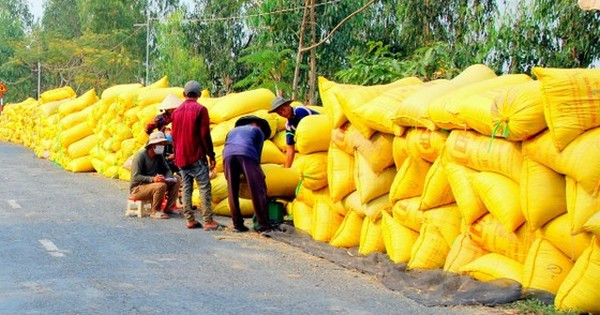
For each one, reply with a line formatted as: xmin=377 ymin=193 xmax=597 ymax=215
xmin=171 ymin=99 xmax=215 ymax=168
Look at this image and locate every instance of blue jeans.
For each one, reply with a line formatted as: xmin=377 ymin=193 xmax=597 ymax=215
xmin=179 ymin=160 xmax=213 ymax=223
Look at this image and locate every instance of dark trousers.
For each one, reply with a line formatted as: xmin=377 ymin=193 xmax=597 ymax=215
xmin=223 ymin=155 xmax=268 ymax=230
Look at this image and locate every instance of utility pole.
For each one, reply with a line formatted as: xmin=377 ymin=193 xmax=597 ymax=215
xmin=37 ymin=61 xmax=41 ymax=99
xmin=134 ymin=6 xmax=150 ymax=85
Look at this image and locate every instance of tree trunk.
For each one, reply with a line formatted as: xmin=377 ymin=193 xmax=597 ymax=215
xmin=292 ymin=0 xmax=311 ymax=100
xmin=308 ymin=0 xmax=317 ymax=104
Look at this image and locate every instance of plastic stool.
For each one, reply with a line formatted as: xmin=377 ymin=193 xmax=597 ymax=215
xmin=125 ymin=197 xmax=152 ymax=218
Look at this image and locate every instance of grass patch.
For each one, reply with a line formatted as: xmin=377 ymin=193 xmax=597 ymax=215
xmin=503 ymin=300 xmax=581 ymax=315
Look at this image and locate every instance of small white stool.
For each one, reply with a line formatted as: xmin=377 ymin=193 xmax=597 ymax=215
xmin=125 ymin=197 xmax=152 ymax=218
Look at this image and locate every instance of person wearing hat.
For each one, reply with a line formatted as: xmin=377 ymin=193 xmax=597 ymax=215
xmin=269 ymin=96 xmax=319 ymax=168
xmin=130 ymin=131 xmax=182 ymax=219
xmin=145 ymin=94 xmax=183 ymax=135
xmin=222 ymin=115 xmax=272 ymax=234
xmin=171 ymin=80 xmax=220 ymax=230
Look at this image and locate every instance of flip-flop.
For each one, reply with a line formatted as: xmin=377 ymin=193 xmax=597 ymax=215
xmin=150 ymin=211 xmax=169 ymax=219
xmin=186 ymin=221 xmax=202 ymax=229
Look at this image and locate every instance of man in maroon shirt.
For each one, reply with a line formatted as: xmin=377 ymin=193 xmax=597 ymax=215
xmin=171 ymin=81 xmax=219 ymax=230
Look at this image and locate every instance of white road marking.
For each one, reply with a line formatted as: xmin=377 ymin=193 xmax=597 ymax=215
xmin=7 ymin=199 xmax=21 ymax=209
xmin=39 ymin=239 xmax=65 ymax=257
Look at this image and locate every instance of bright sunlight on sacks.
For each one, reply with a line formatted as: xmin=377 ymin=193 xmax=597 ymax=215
xmin=295 ymin=114 xmax=331 ymax=154
xmin=460 ymin=253 xmax=523 ymax=284
xmin=329 ymin=211 xmax=363 ymax=248
xmin=444 ymin=234 xmax=489 ymax=274
xmin=382 ymin=212 xmax=419 ymax=264
xmin=522 ymin=237 xmax=573 ymax=295
xmin=359 ymin=217 xmax=386 ymax=255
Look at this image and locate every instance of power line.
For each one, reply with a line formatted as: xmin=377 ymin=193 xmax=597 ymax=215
xmin=182 ymin=0 xmax=344 ymax=23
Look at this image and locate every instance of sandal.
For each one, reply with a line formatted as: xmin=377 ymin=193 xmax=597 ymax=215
xmin=150 ymin=211 xmax=169 ymax=219
xmin=186 ymin=221 xmax=202 ymax=229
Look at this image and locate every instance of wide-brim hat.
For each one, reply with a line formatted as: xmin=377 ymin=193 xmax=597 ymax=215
xmin=235 ymin=115 xmax=272 ymax=139
xmin=146 ymin=131 xmax=170 ymax=147
xmin=158 ymin=94 xmax=183 ymax=111
xmin=268 ymin=96 xmax=293 ymax=113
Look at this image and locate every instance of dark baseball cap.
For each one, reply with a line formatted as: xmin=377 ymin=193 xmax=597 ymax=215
xmin=183 ymin=80 xmax=201 ymax=96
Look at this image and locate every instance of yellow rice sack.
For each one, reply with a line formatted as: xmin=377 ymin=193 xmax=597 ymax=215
xmin=533 ymin=67 xmax=600 ymax=151
xmin=213 ymin=198 xmax=254 ymax=217
xmin=429 ymin=74 xmax=532 ymax=130
xmin=101 ymin=83 xmax=143 ymax=103
xmin=332 ymin=126 xmax=395 ymax=173
xmin=382 ymin=212 xmax=419 ymax=264
xmin=261 ymin=140 xmax=285 ymax=165
xmin=583 ymin=212 xmax=600 ymax=237
xmin=460 ymin=253 xmax=523 ymax=284
xmin=68 ymin=156 xmax=94 ymax=173
xmin=295 ymin=114 xmax=331 ymax=154
xmin=542 ymin=213 xmax=593 ymax=261
xmin=317 ymin=76 xmax=356 ymax=128
xmin=40 ymin=86 xmax=76 ymax=104
xmin=363 ymin=194 xmax=392 ymax=220
xmin=58 ymin=89 xmax=98 ymax=117
xmin=423 ymin=204 xmax=462 ymax=247
xmin=555 ymin=237 xmax=600 ymax=313
xmin=67 ymin=134 xmax=97 ymax=159
xmin=354 ymin=152 xmax=395 ymax=204
xmin=329 ymin=211 xmax=363 ymax=248
xmin=389 ymin=157 xmax=431 ymax=203
xmin=327 ymin=146 xmax=355 ymax=202
xmin=455 ymin=87 xmax=509 ymax=136
xmin=443 ymin=161 xmax=487 ymax=225
xmin=395 ymin=65 xmax=497 ymax=129
xmin=353 ymin=83 xmax=424 ymax=135
xmin=470 ymin=214 xmax=535 ymax=263
xmin=392 ymin=197 xmax=424 ymax=232
xmin=292 ymin=200 xmax=313 ymax=235
xmin=392 ymin=136 xmax=409 ymax=170
xmin=521 ymin=156 xmax=566 ymax=230
xmin=445 ymin=130 xmax=523 ymax=182
xmin=60 ymin=121 xmax=94 ymax=148
xmin=491 ymin=81 xmax=546 ymax=141
xmin=137 ymin=87 xmax=184 ymax=107
xmin=522 ymin=237 xmax=574 ymax=295
xmin=336 ymin=77 xmax=422 ymax=138
xmin=118 ymin=167 xmax=131 ymax=181
xmin=420 ymin=157 xmax=455 ymax=210
xmin=408 ymin=224 xmax=451 ymax=270
xmin=472 ymin=172 xmax=524 ymax=232
xmin=444 ymin=234 xmax=489 ymax=273
xmin=311 ymin=196 xmax=344 ymax=242
xmin=60 ymin=105 xmax=94 ymax=130
xmin=210 ymin=88 xmax=274 ymax=123
xmin=566 ymin=177 xmax=600 ymax=235
xmin=292 ymin=152 xmax=328 ymax=191
xmin=240 ymin=164 xmax=299 ymax=198
xmin=209 ymin=173 xmax=229 ymax=204
xmin=359 ymin=217 xmax=386 ymax=255
xmin=405 ymin=128 xmax=448 ymax=163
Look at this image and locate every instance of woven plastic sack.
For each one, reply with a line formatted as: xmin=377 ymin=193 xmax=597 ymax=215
xmin=470 ymin=214 xmax=535 ymax=263
xmin=58 ymin=89 xmax=97 ymax=118
xmin=521 ymin=157 xmax=566 ymax=230
xmin=311 ymin=196 xmax=344 ymax=242
xmin=329 ymin=211 xmax=363 ymax=248
xmin=423 ymin=204 xmax=461 ymax=247
xmin=60 ymin=121 xmax=94 ymax=148
xmin=40 ymin=86 xmax=76 ymax=104
xmin=363 ymin=194 xmax=392 ymax=220
xmin=405 ymin=128 xmax=448 ymax=163
xmin=444 ymin=234 xmax=489 ymax=274
xmin=60 ymin=105 xmax=94 ymax=131
xmin=522 ymin=237 xmax=574 ymax=295
xmin=408 ymin=224 xmax=451 ymax=270
xmin=67 ymin=134 xmax=97 ymax=159
xmin=555 ymin=237 xmax=600 ymax=313
xmin=137 ymin=87 xmax=184 ymax=107
xmin=354 ymin=152 xmax=395 ymax=204
xmin=443 ymin=161 xmax=487 ymax=225
xmin=336 ymin=77 xmax=422 ymax=138
xmin=420 ymin=157 xmax=455 ymax=210
xmin=332 ymin=126 xmax=394 ymax=174
xmin=359 ymin=217 xmax=386 ymax=255
xmin=392 ymin=197 xmax=424 ymax=232
xmin=101 ymin=83 xmax=142 ymax=103
xmin=317 ymin=76 xmax=356 ymax=128
xmin=68 ymin=156 xmax=94 ymax=173
xmin=292 ymin=152 xmax=328 ymax=191
xmin=295 ymin=114 xmax=331 ymax=154
xmin=353 ymin=83 xmax=424 ymax=135
xmin=260 ymin=140 xmax=285 ymax=165
xmin=455 ymin=87 xmax=510 ymax=136
xmin=584 ymin=211 xmax=600 ymax=237
xmin=389 ymin=157 xmax=431 ymax=203
xmin=327 ymin=146 xmax=355 ymax=202
xmin=381 ymin=212 xmax=419 ymax=264
xmin=491 ymin=81 xmax=545 ymax=141
xmin=566 ymin=177 xmax=600 ymax=235
xmin=542 ymin=214 xmax=593 ymax=261
xmin=533 ymin=67 xmax=600 ymax=151
xmin=392 ymin=136 xmax=408 ymax=170
xmin=210 ymin=88 xmax=274 ymax=124
xmin=429 ymin=74 xmax=532 ymax=130
xmin=213 ymin=198 xmax=254 ymax=217
xmin=292 ymin=200 xmax=313 ymax=235
xmin=239 ymin=164 xmax=299 ymax=198
xmin=210 ymin=173 xmax=229 ymax=204
xmin=472 ymin=172 xmax=524 ymax=232
xmin=445 ymin=130 xmax=523 ymax=182
xmin=460 ymin=253 xmax=523 ymax=284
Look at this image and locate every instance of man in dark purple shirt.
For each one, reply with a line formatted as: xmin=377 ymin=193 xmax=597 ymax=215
xmin=223 ymin=115 xmax=272 ymax=234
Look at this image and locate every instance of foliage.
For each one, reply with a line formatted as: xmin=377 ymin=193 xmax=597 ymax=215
xmin=504 ymin=300 xmax=578 ymax=315
xmin=234 ymin=43 xmax=295 ymax=94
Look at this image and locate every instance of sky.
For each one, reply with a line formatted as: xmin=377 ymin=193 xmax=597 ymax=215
xmin=27 ymin=0 xmax=44 ymax=21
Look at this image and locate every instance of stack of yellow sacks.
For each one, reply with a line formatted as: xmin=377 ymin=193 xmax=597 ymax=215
xmin=311 ymin=65 xmax=600 ymax=313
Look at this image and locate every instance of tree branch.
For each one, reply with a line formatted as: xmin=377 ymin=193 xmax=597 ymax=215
xmin=300 ymin=0 xmax=376 ymax=53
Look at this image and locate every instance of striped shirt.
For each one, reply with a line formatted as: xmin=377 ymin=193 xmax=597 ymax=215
xmin=286 ymin=106 xmax=319 ymax=145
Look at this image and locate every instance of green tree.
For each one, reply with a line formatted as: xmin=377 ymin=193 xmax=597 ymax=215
xmin=42 ymin=0 xmax=81 ymax=39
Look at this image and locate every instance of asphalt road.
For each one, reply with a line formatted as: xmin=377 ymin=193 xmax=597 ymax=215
xmin=0 ymin=141 xmax=488 ymax=314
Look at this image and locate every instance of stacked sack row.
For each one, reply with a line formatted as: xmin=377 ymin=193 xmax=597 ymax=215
xmin=197 ymin=88 xmax=300 ymax=217
xmin=288 ymin=65 xmax=599 ymax=313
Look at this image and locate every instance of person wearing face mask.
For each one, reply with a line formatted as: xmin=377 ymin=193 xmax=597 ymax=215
xmin=129 ymin=131 xmax=182 ymax=219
